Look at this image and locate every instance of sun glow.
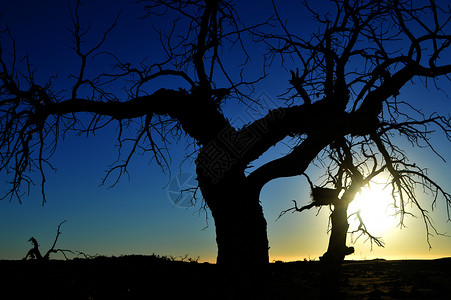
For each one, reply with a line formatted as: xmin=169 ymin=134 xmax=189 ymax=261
xmin=348 ymin=179 xmax=399 ymax=237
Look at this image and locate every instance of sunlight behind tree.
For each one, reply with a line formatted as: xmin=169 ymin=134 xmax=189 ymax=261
xmin=348 ymin=177 xmax=398 ymax=237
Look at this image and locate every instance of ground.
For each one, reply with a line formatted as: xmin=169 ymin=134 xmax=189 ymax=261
xmin=1 ymin=255 xmax=450 ymax=299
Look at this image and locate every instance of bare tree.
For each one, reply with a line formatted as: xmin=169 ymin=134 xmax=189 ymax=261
xmin=280 ymin=132 xmax=449 ymax=295
xmin=2 ymin=0 xmax=451 ymax=296
xmin=267 ymin=0 xmax=451 ymax=295
xmin=263 ymin=0 xmax=451 ymax=237
xmin=23 ymin=220 xmax=73 ymax=260
xmin=279 ymin=137 xmax=387 ymax=295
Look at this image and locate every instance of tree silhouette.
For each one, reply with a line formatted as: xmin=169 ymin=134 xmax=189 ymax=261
xmin=279 ymin=133 xmax=449 ymax=296
xmin=269 ymin=0 xmax=451 ymax=295
xmin=1 ymin=0 xmax=451 ymax=296
xmin=23 ymin=220 xmax=73 ymax=260
xmin=279 ymin=137 xmax=387 ymax=296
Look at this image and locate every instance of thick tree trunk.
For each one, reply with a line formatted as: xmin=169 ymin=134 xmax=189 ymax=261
xmin=214 ymin=195 xmax=269 ymax=299
xmin=197 ymin=168 xmax=269 ymax=299
xmin=320 ymin=200 xmax=354 ymax=298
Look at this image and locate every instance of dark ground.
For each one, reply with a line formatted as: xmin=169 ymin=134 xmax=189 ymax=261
xmin=1 ymin=255 xmax=450 ymax=299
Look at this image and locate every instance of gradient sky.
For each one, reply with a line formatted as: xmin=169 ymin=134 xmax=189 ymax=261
xmin=0 ymin=0 xmax=450 ymax=263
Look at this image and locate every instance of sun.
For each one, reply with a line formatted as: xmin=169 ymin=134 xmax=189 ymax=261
xmin=347 ymin=179 xmax=399 ymax=236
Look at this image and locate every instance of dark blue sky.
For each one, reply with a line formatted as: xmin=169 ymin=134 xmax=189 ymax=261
xmin=1 ymin=0 xmax=450 ymax=262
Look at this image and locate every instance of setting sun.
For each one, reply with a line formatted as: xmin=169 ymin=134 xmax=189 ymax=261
xmin=348 ymin=179 xmax=399 ymax=237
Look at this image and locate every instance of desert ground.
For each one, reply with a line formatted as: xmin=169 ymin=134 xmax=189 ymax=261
xmin=1 ymin=255 xmax=450 ymax=299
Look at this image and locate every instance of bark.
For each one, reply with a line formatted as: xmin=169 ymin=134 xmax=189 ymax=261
xmin=320 ymin=200 xmax=354 ymax=298
xmin=197 ymin=165 xmax=269 ymax=299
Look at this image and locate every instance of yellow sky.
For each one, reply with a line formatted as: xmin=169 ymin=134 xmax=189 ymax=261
xmin=261 ymin=175 xmax=451 ymax=263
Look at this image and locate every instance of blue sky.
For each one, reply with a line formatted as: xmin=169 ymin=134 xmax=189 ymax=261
xmin=1 ymin=0 xmax=450 ymax=262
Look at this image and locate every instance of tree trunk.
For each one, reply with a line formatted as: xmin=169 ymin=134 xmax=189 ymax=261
xmin=197 ymin=167 xmax=269 ymax=299
xmin=320 ymin=200 xmax=354 ymax=298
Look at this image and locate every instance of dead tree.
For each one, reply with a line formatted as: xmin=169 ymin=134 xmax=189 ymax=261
xmin=2 ymin=0 xmax=451 ymax=296
xmin=23 ymin=220 xmax=73 ymax=260
xmin=319 ymin=139 xmax=385 ymax=297
xmin=279 ymin=137 xmax=386 ymax=296
xmin=265 ymin=0 xmax=451 ymax=263
xmin=282 ymin=129 xmax=450 ymax=296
